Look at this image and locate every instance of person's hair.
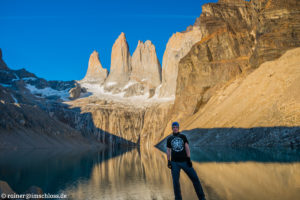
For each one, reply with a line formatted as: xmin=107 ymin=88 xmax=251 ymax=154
xmin=172 ymin=121 xmax=179 ymax=127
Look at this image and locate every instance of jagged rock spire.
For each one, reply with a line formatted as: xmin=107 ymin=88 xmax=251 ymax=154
xmin=104 ymin=32 xmax=131 ymax=87
xmin=131 ymin=40 xmax=162 ymax=88
xmin=82 ymin=50 xmax=108 ymax=83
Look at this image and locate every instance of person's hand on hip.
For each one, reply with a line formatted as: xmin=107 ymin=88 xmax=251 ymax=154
xmin=186 ymin=157 xmax=192 ymax=168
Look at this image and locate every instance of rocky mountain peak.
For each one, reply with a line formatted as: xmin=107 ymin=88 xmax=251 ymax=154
xmin=82 ymin=50 xmax=108 ymax=83
xmin=0 ymin=48 xmax=9 ymax=70
xmin=104 ymin=32 xmax=131 ymax=89
xmin=119 ymin=32 xmax=126 ymax=40
xmin=218 ymin=0 xmax=246 ymax=4
xmin=144 ymin=40 xmax=153 ymax=46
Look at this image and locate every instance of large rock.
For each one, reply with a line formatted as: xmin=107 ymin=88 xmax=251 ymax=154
xmin=25 ymin=186 xmax=44 ymax=200
xmin=131 ymin=40 xmax=162 ymax=88
xmin=82 ymin=50 xmax=108 ymax=83
xmin=123 ymin=82 xmax=145 ymax=97
xmin=0 ymin=180 xmax=15 ymax=195
xmin=159 ymin=27 xmax=203 ymax=97
xmin=0 ymin=48 xmax=9 ymax=70
xmin=69 ymin=83 xmax=86 ymax=99
xmin=104 ymin=32 xmax=131 ymax=90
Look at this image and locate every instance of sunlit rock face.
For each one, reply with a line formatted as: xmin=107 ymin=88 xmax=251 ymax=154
xmin=66 ymin=98 xmax=174 ymax=146
xmin=140 ymin=102 xmax=173 ymax=145
xmin=250 ymin=0 xmax=300 ymax=68
xmin=159 ymin=27 xmax=203 ymax=98
xmin=171 ymin=0 xmax=257 ymax=123
xmin=122 ymin=40 xmax=162 ymax=98
xmin=82 ymin=51 xmax=108 ymax=83
xmin=131 ymin=40 xmax=162 ymax=88
xmin=100 ymin=33 xmax=162 ymax=97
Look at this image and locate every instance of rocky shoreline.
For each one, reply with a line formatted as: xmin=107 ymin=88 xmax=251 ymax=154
xmin=156 ymin=126 xmax=300 ymax=151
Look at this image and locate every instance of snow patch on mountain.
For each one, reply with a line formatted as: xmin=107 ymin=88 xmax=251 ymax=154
xmin=25 ymin=84 xmax=70 ymax=101
xmin=80 ymin=82 xmax=174 ymax=107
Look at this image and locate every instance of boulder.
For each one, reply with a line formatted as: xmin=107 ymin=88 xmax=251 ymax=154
xmin=69 ymin=83 xmax=86 ymax=99
xmin=0 ymin=180 xmax=15 ymax=196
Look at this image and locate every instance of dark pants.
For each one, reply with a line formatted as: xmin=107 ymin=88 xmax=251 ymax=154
xmin=171 ymin=161 xmax=205 ymax=200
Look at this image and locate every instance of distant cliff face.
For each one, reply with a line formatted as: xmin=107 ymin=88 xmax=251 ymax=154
xmin=165 ymin=0 xmax=300 ymax=133
xmin=65 ymin=98 xmax=173 ymax=146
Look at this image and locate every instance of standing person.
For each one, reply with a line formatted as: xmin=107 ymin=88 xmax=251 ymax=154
xmin=167 ymin=121 xmax=206 ymax=200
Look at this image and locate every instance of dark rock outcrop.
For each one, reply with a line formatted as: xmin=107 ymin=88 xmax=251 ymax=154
xmin=0 ymin=180 xmax=15 ymax=196
xmin=0 ymin=48 xmax=9 ymax=70
xmin=0 ymin=180 xmax=44 ymax=200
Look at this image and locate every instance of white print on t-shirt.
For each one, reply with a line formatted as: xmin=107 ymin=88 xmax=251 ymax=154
xmin=171 ymin=137 xmax=184 ymax=152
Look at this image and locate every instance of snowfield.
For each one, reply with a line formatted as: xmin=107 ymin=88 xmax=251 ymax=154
xmin=80 ymin=83 xmax=174 ymax=107
xmin=25 ymin=84 xmax=70 ymax=101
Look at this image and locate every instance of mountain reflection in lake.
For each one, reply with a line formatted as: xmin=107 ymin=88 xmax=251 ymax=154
xmin=0 ymin=147 xmax=300 ymax=200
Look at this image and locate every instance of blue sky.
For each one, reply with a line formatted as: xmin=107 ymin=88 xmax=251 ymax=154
xmin=0 ymin=0 xmax=218 ymax=81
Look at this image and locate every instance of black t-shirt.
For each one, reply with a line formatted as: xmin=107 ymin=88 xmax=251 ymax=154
xmin=166 ymin=133 xmax=189 ymax=162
